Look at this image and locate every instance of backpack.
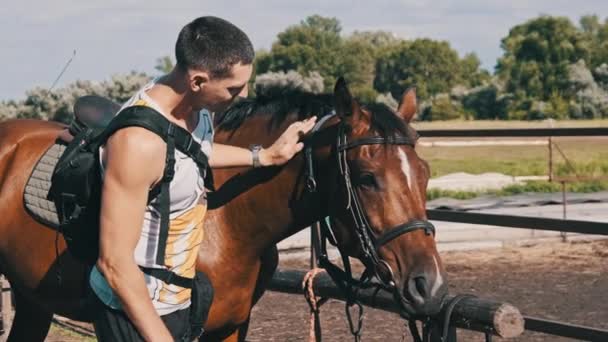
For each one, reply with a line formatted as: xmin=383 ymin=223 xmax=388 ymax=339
xmin=48 ymin=105 xmax=212 ymax=285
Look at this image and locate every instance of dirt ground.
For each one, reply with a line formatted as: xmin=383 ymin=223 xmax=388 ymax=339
xmin=41 ymin=239 xmax=608 ymax=341
xmin=248 ymin=239 xmax=608 ymax=342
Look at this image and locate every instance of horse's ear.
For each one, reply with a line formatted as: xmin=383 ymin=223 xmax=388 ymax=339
xmin=397 ymin=88 xmax=417 ymax=123
xmin=334 ymin=77 xmax=359 ymax=118
xmin=334 ymin=77 xmax=369 ymax=133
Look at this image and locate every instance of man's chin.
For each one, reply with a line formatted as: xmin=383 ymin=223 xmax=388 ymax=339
xmin=210 ymin=106 xmax=230 ymax=114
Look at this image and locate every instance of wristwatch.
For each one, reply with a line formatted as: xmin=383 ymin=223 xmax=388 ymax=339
xmin=249 ymin=144 xmax=263 ymax=168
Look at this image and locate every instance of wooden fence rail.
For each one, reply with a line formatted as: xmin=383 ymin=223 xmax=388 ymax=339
xmin=269 ymin=269 xmax=525 ymax=339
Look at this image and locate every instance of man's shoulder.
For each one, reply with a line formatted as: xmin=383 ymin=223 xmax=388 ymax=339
xmin=103 ymin=127 xmax=166 ymax=185
xmin=106 ymin=127 xmax=166 ymax=163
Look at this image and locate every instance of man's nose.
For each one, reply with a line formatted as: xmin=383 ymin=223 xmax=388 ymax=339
xmin=238 ymin=83 xmax=249 ymax=98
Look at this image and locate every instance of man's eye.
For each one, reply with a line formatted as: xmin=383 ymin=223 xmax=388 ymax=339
xmin=228 ymin=86 xmax=245 ymax=96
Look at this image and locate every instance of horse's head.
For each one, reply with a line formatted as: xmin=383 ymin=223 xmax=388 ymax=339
xmin=212 ymin=80 xmax=446 ymax=316
xmin=312 ymin=78 xmax=447 ymax=317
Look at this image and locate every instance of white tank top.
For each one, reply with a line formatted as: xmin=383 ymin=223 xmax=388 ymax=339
xmin=90 ymin=79 xmax=213 ymax=316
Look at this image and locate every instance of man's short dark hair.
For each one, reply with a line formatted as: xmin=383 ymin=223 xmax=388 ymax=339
xmin=175 ymin=16 xmax=255 ymax=78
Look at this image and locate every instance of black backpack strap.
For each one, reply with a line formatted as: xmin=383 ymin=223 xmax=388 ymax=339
xmin=93 ymin=106 xmax=168 ymax=148
xmin=156 ymin=124 xmax=176 ymax=265
xmin=171 ymin=129 xmax=210 ymax=170
xmin=96 ymin=106 xmax=212 ymax=189
xmin=170 ymin=129 xmax=215 ymax=191
xmin=95 ymin=106 xmax=208 ymax=166
xmin=139 ymin=266 xmax=193 ymax=289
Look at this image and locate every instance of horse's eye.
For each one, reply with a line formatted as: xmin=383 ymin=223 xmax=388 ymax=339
xmin=356 ymin=172 xmax=377 ymax=188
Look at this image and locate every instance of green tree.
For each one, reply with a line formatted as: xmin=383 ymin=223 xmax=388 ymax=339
xmin=419 ymin=94 xmax=467 ymax=121
xmin=462 ymin=83 xmax=510 ymax=120
xmin=580 ymin=15 xmax=601 ymax=35
xmin=595 ymin=63 xmax=608 ymax=90
xmin=567 ymin=59 xmax=608 ymax=118
xmin=374 ymin=39 xmax=469 ymax=100
xmin=336 ymin=38 xmax=377 ymax=102
xmin=256 ymin=15 xmax=377 ymax=98
xmin=254 ymin=70 xmax=324 ymax=95
xmin=103 ymin=72 xmax=151 ymax=104
xmin=259 ymin=15 xmax=342 ymax=88
xmin=348 ymin=30 xmax=403 ymax=57
xmin=580 ymin=15 xmax=608 ymax=71
xmin=496 ymin=16 xmax=591 ymax=103
xmin=460 ymin=53 xmax=491 ymax=87
xmin=343 ymin=31 xmax=404 ymax=102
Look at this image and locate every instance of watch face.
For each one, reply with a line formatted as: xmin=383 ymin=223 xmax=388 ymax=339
xmin=250 ymin=144 xmax=262 ymax=167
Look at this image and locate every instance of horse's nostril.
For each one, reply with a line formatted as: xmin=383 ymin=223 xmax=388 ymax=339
xmin=414 ymin=276 xmax=429 ymax=299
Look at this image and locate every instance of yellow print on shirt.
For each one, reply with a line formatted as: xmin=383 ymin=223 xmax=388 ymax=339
xmin=157 ymin=204 xmax=206 ymax=305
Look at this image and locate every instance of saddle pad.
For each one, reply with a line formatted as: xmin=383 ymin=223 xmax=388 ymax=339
xmin=23 ymin=143 xmax=66 ymax=228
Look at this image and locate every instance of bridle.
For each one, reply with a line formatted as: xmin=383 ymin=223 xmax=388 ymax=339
xmin=301 ymin=111 xmax=436 ymax=322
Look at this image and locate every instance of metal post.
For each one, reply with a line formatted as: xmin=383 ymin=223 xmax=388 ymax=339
xmin=548 ymin=137 xmax=553 ymax=182
xmin=561 ymin=181 xmax=568 ymax=242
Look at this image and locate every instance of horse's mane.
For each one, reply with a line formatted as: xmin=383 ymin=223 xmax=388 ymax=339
xmin=215 ymin=89 xmax=413 ymax=139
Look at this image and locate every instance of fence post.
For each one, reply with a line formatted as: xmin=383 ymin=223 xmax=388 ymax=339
xmin=561 ymin=181 xmax=568 ymax=242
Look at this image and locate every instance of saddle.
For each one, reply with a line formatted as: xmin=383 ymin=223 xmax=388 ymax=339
xmin=24 ymin=95 xmax=121 ymax=227
xmin=58 ymin=95 xmax=121 ymax=143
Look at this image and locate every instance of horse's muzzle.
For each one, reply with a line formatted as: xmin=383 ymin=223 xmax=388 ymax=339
xmin=402 ymin=273 xmax=448 ymax=316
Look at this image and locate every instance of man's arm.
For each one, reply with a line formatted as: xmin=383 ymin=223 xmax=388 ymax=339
xmin=209 ymin=116 xmax=317 ymax=168
xmin=96 ymin=127 xmax=172 ymax=342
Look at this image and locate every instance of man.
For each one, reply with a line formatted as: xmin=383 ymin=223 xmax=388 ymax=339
xmin=90 ymin=16 xmax=317 ymax=341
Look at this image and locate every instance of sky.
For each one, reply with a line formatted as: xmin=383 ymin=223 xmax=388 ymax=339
xmin=1 ymin=0 xmax=607 ymax=101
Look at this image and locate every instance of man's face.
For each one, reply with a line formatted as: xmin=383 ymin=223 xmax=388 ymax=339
xmin=190 ymin=62 xmax=252 ymax=113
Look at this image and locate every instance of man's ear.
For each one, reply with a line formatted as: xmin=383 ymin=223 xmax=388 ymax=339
xmin=190 ymin=71 xmax=210 ymax=92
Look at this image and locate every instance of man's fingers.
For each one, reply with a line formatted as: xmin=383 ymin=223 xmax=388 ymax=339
xmin=296 ymin=117 xmax=317 ymax=138
xmin=290 ymin=117 xmax=316 ymax=130
xmin=288 ymin=121 xmax=302 ymax=131
xmin=303 ymin=117 xmax=317 ymax=132
xmin=282 ymin=117 xmax=319 ymax=147
xmin=305 ymin=116 xmax=317 ymax=126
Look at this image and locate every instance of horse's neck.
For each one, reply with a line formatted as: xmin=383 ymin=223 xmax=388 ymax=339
xmin=210 ymin=117 xmax=320 ymax=257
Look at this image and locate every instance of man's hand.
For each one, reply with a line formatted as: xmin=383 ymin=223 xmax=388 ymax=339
xmin=259 ymin=116 xmax=317 ymax=166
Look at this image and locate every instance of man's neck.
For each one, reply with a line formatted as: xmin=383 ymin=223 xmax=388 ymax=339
xmin=146 ymin=70 xmax=199 ymax=130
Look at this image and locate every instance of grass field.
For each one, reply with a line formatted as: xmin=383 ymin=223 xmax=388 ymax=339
xmin=418 ymin=138 xmax=608 ymax=178
xmin=410 ymin=120 xmax=608 ymax=199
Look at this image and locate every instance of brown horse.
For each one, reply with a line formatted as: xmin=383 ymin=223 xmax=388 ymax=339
xmin=0 ymin=79 xmax=447 ymax=341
